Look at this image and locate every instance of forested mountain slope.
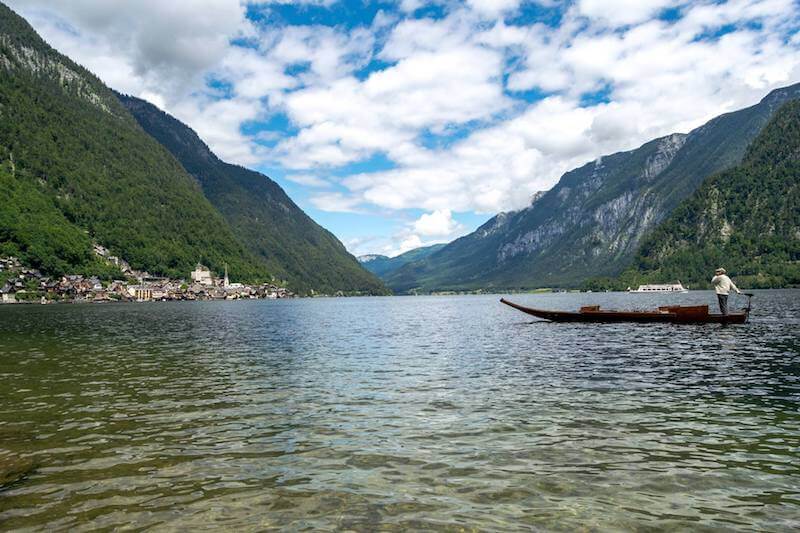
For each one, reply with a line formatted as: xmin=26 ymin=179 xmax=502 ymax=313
xmin=118 ymin=94 xmax=388 ymax=295
xmin=0 ymin=2 xmax=268 ymax=281
xmin=625 ymin=100 xmax=800 ymax=288
xmin=386 ymin=83 xmax=800 ymax=293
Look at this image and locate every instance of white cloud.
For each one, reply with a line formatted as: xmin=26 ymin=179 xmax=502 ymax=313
xmin=272 ymin=41 xmax=510 ymax=169
xmin=466 ymin=0 xmax=522 ymax=18
xmin=285 ymin=173 xmax=330 ymax=188
xmin=266 ymin=0 xmax=337 ymax=5
xmin=170 ymin=95 xmax=267 ymax=166
xmin=398 ymin=0 xmax=424 ymax=13
xmin=9 ymin=0 xmax=252 ymax=92
xmin=346 ymin=234 xmax=385 ymax=256
xmin=412 ymin=209 xmax=463 ymax=236
xmin=374 ymin=209 xmax=467 ymax=257
xmin=394 ymin=234 xmax=424 ymax=256
xmin=219 ymin=46 xmax=296 ymax=100
xmin=577 ymin=0 xmax=679 ymax=26
xmin=309 ymin=192 xmax=365 ymax=213
xmin=321 ymin=0 xmax=800 ymax=218
xmin=267 ymin=24 xmax=375 ymax=87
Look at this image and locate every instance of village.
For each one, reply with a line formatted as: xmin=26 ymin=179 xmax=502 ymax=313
xmin=0 ymin=249 xmax=293 ymax=304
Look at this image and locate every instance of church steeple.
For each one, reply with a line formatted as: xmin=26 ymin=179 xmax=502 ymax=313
xmin=223 ymin=263 xmax=229 ymax=288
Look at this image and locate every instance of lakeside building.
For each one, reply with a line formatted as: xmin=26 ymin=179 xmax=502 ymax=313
xmin=191 ymin=264 xmax=214 ymax=286
xmin=0 ymin=255 xmax=294 ymax=304
xmin=127 ymin=286 xmax=154 ymax=301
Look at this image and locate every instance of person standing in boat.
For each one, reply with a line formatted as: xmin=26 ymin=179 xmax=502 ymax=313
xmin=711 ymin=268 xmax=741 ymax=315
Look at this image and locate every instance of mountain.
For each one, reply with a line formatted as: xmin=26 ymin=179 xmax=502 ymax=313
xmin=386 ymin=83 xmax=800 ymax=293
xmin=358 ymin=243 xmax=446 ymax=279
xmin=0 ymin=2 xmax=269 ymax=282
xmin=623 ymin=99 xmax=800 ymax=289
xmin=117 ymin=94 xmax=388 ymax=295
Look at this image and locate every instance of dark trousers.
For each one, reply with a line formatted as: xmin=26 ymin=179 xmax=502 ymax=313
xmin=717 ymin=294 xmax=728 ymax=315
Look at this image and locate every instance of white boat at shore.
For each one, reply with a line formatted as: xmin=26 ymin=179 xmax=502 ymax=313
xmin=627 ymin=282 xmax=688 ymax=293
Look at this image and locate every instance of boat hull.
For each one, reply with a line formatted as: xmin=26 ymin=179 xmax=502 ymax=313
xmin=500 ymin=298 xmax=748 ymax=324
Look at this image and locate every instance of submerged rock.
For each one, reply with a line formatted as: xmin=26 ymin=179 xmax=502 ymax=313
xmin=0 ymin=453 xmax=35 ymax=489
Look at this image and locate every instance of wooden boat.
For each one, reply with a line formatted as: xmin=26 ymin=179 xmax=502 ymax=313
xmin=500 ymin=297 xmax=751 ymax=324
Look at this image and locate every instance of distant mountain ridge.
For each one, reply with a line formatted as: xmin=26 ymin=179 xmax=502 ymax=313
xmin=358 ymin=243 xmax=446 ymax=279
xmin=118 ymin=94 xmax=388 ymax=295
xmin=385 ymin=82 xmax=800 ymax=293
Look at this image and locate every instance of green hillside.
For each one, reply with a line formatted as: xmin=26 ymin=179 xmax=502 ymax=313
xmin=358 ymin=243 xmax=446 ymax=279
xmin=0 ymin=164 xmax=118 ymax=278
xmin=117 ymin=94 xmax=388 ymax=295
xmin=0 ymin=2 xmax=269 ymax=282
xmin=621 ymin=100 xmax=800 ymax=289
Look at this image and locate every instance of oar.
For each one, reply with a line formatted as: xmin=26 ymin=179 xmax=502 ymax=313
xmin=740 ymin=292 xmax=754 ymax=315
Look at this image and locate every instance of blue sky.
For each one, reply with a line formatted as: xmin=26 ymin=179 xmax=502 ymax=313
xmin=10 ymin=0 xmax=800 ymax=256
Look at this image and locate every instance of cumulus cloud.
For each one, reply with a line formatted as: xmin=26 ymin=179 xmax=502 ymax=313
xmin=267 ymin=0 xmax=337 ymax=5
xmin=393 ymin=234 xmax=425 ymax=256
xmin=309 ymin=192 xmax=366 ymax=213
xmin=317 ymin=0 xmax=800 ymax=215
xmin=9 ymin=0 xmax=251 ymax=92
xmin=412 ymin=209 xmax=464 ymax=237
xmin=272 ymin=41 xmax=509 ymax=168
xmin=466 ymin=0 xmax=522 ymax=17
xmin=374 ymin=209 xmax=466 ymax=257
xmin=577 ymin=0 xmax=679 ymax=26
xmin=285 ymin=174 xmax=330 ymax=188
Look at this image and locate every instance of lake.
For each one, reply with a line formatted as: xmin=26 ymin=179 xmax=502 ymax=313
xmin=1 ymin=291 xmax=799 ymax=531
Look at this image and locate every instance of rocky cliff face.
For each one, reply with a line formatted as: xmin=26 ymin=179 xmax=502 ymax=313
xmin=385 ymin=83 xmax=800 ymax=292
xmin=0 ymin=34 xmax=113 ymax=113
xmin=496 ymin=133 xmax=686 ymax=265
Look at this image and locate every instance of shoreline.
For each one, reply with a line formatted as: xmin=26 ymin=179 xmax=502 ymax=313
xmin=2 ymin=287 xmax=796 ymax=307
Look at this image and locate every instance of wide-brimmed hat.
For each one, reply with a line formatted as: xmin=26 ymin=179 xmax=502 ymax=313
xmin=715 ymin=267 xmax=726 ymax=274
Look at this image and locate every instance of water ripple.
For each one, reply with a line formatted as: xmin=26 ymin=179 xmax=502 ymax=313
xmin=1 ymin=290 xmax=799 ymax=531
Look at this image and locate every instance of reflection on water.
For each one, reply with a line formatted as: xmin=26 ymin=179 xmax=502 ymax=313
xmin=1 ymin=290 xmax=799 ymax=531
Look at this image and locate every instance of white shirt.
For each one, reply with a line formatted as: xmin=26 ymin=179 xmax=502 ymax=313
xmin=711 ymin=274 xmax=740 ymax=295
